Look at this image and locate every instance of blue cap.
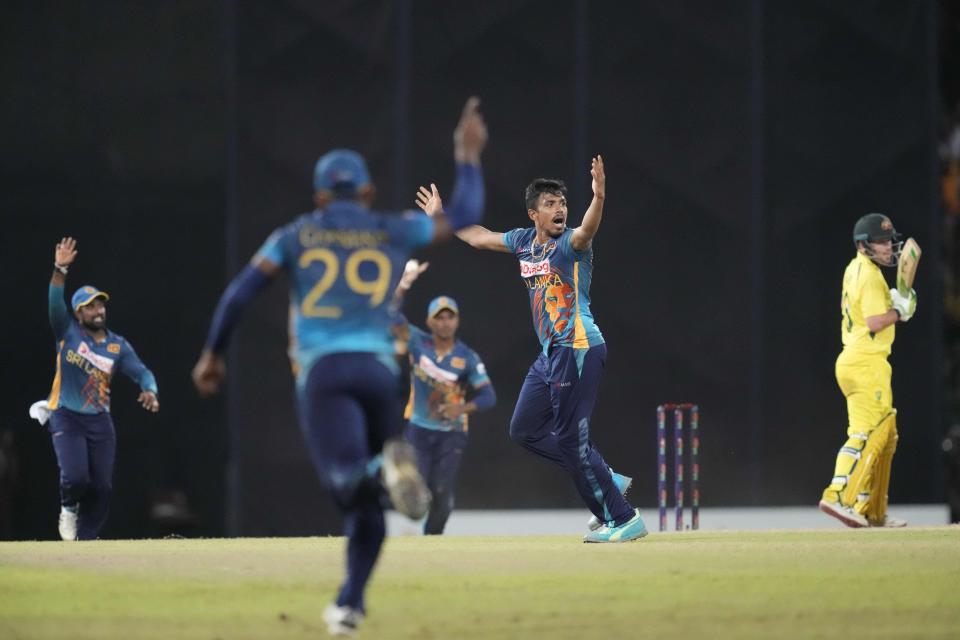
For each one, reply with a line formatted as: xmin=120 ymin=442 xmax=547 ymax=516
xmin=72 ymin=285 xmax=110 ymax=311
xmin=427 ymin=295 xmax=459 ymax=318
xmin=313 ymin=149 xmax=371 ymax=195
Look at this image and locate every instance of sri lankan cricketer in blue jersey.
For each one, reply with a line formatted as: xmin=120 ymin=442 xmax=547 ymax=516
xmin=417 ymin=155 xmax=646 ymax=544
xmin=45 ymin=237 xmax=160 ymax=541
xmin=192 ymin=98 xmax=488 ymax=637
xmin=392 ymin=261 xmax=496 ymax=535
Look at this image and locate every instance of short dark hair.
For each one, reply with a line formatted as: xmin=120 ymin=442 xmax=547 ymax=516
xmin=525 ymin=178 xmax=567 ymax=211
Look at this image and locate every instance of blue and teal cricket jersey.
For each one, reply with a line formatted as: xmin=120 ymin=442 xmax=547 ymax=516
xmin=255 ymin=201 xmax=434 ymax=383
xmin=47 ymin=285 xmax=158 ymax=414
xmin=502 ymin=227 xmax=604 ymax=354
xmin=403 ymin=324 xmax=490 ymax=433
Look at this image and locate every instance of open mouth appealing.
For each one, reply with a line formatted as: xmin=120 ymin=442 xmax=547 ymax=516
xmin=552 ymin=216 xmax=565 ymax=226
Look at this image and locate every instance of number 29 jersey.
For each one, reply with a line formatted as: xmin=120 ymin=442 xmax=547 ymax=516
xmin=256 ymin=200 xmax=434 ymax=379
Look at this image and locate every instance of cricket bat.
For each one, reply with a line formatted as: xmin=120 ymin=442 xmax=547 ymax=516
xmin=896 ymin=238 xmax=921 ymax=296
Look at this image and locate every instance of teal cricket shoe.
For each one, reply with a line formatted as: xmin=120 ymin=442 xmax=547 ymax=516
xmin=586 ymin=470 xmax=633 ymax=531
xmin=583 ymin=508 xmax=648 ymax=543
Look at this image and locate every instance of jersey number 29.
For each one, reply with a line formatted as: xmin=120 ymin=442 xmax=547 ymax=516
xmin=298 ymin=248 xmax=392 ymax=318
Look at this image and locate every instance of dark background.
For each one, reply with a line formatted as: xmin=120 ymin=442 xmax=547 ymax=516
xmin=0 ymin=1 xmax=951 ymax=539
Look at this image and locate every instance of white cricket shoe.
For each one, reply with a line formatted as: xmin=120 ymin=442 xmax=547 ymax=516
xmin=872 ymin=515 xmax=907 ymax=528
xmin=58 ymin=506 xmax=78 ymax=541
xmin=382 ymin=439 xmax=430 ymax=520
xmin=323 ymin=603 xmax=364 ymax=637
xmin=818 ymin=499 xmax=867 ymax=528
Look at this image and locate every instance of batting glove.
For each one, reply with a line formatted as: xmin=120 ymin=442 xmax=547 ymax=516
xmin=890 ymin=287 xmax=917 ymax=322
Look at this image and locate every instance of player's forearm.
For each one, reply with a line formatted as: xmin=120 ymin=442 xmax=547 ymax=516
xmin=455 ymin=225 xmax=487 ymax=247
xmin=138 ymin=370 xmax=159 ymax=395
xmin=471 ymin=384 xmax=496 ymax=412
xmin=455 ymin=225 xmax=508 ymax=252
xmin=391 ymin=285 xmax=408 ymax=310
xmin=390 ymin=278 xmax=413 ymax=315
xmin=576 ymin=195 xmax=605 ymax=244
xmin=866 ymin=309 xmax=899 ymax=333
xmin=48 ymin=282 xmax=70 ymax=336
xmin=204 ymin=264 xmax=273 ymax=353
xmin=444 ymin=164 xmax=484 ymax=230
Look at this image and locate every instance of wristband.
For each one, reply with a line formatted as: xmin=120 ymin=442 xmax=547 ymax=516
xmin=54 ymin=264 xmax=68 ymax=275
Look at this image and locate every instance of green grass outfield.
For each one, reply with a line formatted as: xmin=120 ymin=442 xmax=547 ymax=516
xmin=2 ymin=528 xmax=959 ymax=639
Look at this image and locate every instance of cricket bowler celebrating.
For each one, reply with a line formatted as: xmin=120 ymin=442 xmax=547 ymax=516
xmin=416 ymin=156 xmax=645 ymax=543
xmin=819 ymin=213 xmax=916 ymax=528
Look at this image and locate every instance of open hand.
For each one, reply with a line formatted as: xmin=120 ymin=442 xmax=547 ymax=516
xmin=138 ymin=391 xmax=160 ymax=412
xmin=591 ymin=155 xmax=605 ymax=200
xmin=55 ymin=237 xmax=78 ymax=267
xmin=415 ymin=184 xmax=444 ymax=216
xmin=453 ymin=96 xmax=487 ymax=164
xmin=399 ymin=259 xmax=430 ymax=290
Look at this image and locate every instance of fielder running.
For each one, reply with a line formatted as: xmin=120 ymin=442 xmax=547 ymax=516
xmin=192 ymin=98 xmax=487 ymax=636
xmin=416 ymin=156 xmax=646 ymax=543
xmin=43 ymin=237 xmax=160 ymax=541
xmin=818 ymin=213 xmax=917 ymax=528
xmin=392 ymin=260 xmax=496 ymax=534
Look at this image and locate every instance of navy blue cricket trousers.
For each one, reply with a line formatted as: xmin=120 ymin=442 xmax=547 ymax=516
xmin=297 ymin=352 xmax=402 ymax=613
xmin=48 ymin=408 xmax=116 ymax=540
xmin=509 ymin=344 xmax=634 ymax=526
xmin=404 ymin=424 xmax=468 ymax=535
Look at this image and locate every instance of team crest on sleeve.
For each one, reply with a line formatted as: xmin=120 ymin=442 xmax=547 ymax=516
xmin=476 ymin=362 xmax=486 ymax=375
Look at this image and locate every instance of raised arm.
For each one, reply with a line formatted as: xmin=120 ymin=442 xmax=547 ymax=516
xmin=392 ymin=259 xmax=429 ymax=311
xmin=414 ymin=186 xmax=509 ymax=253
xmin=570 ymin=155 xmax=605 ymax=252
xmin=49 ymin=237 xmax=78 ymax=339
xmin=422 ymin=97 xmax=488 ymax=243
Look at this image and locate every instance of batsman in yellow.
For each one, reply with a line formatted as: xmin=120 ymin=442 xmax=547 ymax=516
xmin=819 ymin=213 xmax=917 ymax=528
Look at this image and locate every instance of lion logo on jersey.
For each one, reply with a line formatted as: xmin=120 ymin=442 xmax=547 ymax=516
xmin=544 ymin=280 xmax=575 ymax=334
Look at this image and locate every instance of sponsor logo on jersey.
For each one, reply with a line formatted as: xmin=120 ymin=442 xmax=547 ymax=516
xmin=107 ymin=343 xmax=121 ymax=354
xmin=76 ymin=341 xmax=115 ymax=374
xmin=476 ymin=362 xmax=487 ymax=376
xmin=519 ymin=259 xmax=551 ymax=278
xmin=450 ymin=357 xmax=466 ymax=369
xmin=417 ymin=354 xmax=459 ymax=383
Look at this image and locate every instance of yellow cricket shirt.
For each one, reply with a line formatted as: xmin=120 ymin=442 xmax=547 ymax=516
xmin=840 ymin=252 xmax=895 ymax=355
